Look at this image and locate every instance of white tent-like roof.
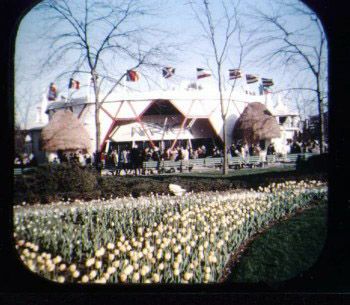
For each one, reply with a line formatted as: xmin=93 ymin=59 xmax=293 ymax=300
xmin=45 ymin=87 xmax=285 ymax=149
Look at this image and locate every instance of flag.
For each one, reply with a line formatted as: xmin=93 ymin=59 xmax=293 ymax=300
xmin=259 ymin=84 xmax=272 ymax=94
xmin=263 ymin=87 xmax=272 ymax=94
xmin=262 ymin=78 xmax=274 ymax=86
xmin=47 ymin=83 xmax=57 ymax=101
xmin=229 ymin=69 xmax=242 ymax=80
xmin=162 ymin=67 xmax=175 ymax=79
xmin=68 ymin=78 xmax=80 ymax=89
xmin=126 ymin=70 xmax=140 ymax=81
xmin=197 ymin=68 xmax=211 ymax=79
xmin=246 ymin=74 xmax=259 ymax=84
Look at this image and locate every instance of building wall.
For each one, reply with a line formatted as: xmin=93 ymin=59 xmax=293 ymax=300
xmin=46 ymin=92 xmax=300 ymax=155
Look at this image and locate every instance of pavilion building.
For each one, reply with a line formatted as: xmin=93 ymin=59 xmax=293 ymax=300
xmin=36 ymin=83 xmax=301 ymax=161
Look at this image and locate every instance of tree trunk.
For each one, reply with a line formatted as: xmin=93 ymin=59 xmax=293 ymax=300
xmin=317 ymin=76 xmax=325 ymax=154
xmin=93 ymin=74 xmax=102 ymax=174
xmin=95 ymin=95 xmax=101 ymax=172
xmin=222 ymin=117 xmax=228 ymax=175
xmin=218 ymin=68 xmax=228 ymax=175
xmin=317 ymin=94 xmax=325 ymax=154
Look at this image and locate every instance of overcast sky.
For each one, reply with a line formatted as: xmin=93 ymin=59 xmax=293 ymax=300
xmin=15 ymin=0 xmax=327 ymax=128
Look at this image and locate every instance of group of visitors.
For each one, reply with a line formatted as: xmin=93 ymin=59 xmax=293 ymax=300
xmin=229 ymin=138 xmax=323 ymax=163
xmin=286 ymin=139 xmax=322 ymax=154
xmin=17 ymin=135 xmax=324 ymax=175
xmin=103 ymin=137 xmax=325 ymax=176
xmin=14 ymin=153 xmax=37 ymax=167
xmin=52 ymin=150 xmax=93 ymax=166
xmin=103 ymin=144 xmax=231 ymax=175
xmin=105 ymin=145 xmax=202 ymax=176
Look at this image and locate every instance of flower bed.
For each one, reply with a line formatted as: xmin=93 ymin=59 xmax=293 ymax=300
xmin=14 ymin=180 xmax=327 ymax=284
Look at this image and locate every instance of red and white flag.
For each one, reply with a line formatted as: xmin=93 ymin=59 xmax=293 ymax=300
xmin=229 ymin=69 xmax=242 ymax=80
xmin=197 ymin=68 xmax=211 ymax=79
xmin=262 ymin=78 xmax=274 ymax=86
xmin=246 ymin=74 xmax=259 ymax=84
xmin=68 ymin=78 xmax=80 ymax=89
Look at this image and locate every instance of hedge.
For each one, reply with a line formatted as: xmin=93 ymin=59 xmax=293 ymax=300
xmin=13 ymin=163 xmax=327 ymax=205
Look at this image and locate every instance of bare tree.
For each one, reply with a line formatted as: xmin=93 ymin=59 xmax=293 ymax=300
xmin=249 ymin=0 xmax=327 ymax=152
xmin=36 ymin=0 xmax=172 ymax=171
xmin=190 ymin=0 xmax=245 ymax=175
xmin=14 ymin=56 xmax=37 ymax=130
xmin=15 ymin=87 xmax=35 ymax=130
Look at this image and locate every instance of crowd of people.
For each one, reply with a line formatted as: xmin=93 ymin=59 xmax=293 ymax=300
xmin=286 ymin=139 xmax=323 ymax=154
xmin=49 ymin=151 xmax=93 ymax=166
xmin=14 ymin=153 xmax=37 ymax=168
xmin=229 ymin=139 xmax=322 ymax=160
xmin=15 ymin=138 xmax=324 ymax=175
xmin=105 ymin=145 xmax=211 ymax=176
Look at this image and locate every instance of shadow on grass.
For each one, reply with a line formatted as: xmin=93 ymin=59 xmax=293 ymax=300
xmin=225 ymin=201 xmax=327 ymax=284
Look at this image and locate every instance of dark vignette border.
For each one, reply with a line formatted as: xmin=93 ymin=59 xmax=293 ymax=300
xmin=0 ymin=0 xmax=349 ymax=304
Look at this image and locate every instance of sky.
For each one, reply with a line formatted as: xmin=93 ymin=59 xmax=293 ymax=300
xmin=15 ymin=0 xmax=327 ymax=129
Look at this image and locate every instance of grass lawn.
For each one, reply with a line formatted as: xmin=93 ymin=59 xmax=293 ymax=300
xmin=226 ymin=200 xmax=327 ymax=283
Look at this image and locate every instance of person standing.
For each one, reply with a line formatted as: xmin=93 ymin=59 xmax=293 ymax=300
xmin=152 ymin=147 xmax=160 ymax=161
xmin=253 ymin=144 xmax=261 ymax=156
xmin=267 ymin=143 xmax=275 ymax=155
xmin=170 ymin=148 xmax=178 ymax=161
xmin=181 ymin=146 xmax=190 ymax=172
xmin=130 ymin=145 xmax=140 ymax=176
xmin=120 ymin=149 xmax=128 ymax=175
xmin=100 ymin=152 xmax=106 ymax=169
xmin=111 ymin=149 xmax=119 ymax=175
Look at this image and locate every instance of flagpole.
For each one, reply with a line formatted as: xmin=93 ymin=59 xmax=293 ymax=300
xmin=263 ymin=80 xmax=267 ymax=106
xmin=160 ymin=72 xmax=165 ymax=90
xmin=243 ymin=72 xmax=249 ymax=95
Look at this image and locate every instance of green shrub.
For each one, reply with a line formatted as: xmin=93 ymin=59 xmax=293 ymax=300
xmin=296 ymin=154 xmax=328 ymax=173
xmin=13 ymin=164 xmax=99 ymax=204
xmin=13 ymin=165 xmax=327 ymax=205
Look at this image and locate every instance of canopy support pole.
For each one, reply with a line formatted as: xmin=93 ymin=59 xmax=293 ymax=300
xmin=170 ymin=117 xmax=188 ymax=150
xmin=100 ymin=101 xmax=124 ymax=151
xmin=127 ymin=101 xmax=156 ymax=148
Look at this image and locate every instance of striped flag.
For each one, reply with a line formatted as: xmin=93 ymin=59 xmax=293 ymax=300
xmin=197 ymin=68 xmax=212 ymax=79
xmin=162 ymin=67 xmax=175 ymax=79
xmin=68 ymin=78 xmax=80 ymax=89
xmin=126 ymin=70 xmax=140 ymax=82
xmin=246 ymin=74 xmax=259 ymax=84
xmin=47 ymin=83 xmax=57 ymax=101
xmin=229 ymin=69 xmax=242 ymax=80
xmin=262 ymin=78 xmax=274 ymax=86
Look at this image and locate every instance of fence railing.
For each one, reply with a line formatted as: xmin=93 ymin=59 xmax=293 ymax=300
xmin=14 ymin=153 xmax=319 ymax=176
xmin=139 ymin=153 xmax=319 ymax=174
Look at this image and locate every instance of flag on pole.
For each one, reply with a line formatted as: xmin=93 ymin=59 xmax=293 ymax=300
xmin=263 ymin=86 xmax=272 ymax=94
xmin=229 ymin=69 xmax=242 ymax=80
xmin=47 ymin=83 xmax=57 ymax=101
xmin=68 ymin=78 xmax=80 ymax=89
xmin=262 ymin=78 xmax=274 ymax=86
xmin=126 ymin=70 xmax=140 ymax=81
xmin=197 ymin=68 xmax=212 ymax=79
xmin=246 ymin=74 xmax=259 ymax=84
xmin=259 ymin=84 xmax=272 ymax=95
xmin=162 ymin=67 xmax=175 ymax=79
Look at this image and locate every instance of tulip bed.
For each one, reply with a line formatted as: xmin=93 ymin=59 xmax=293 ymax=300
xmin=14 ymin=180 xmax=327 ymax=284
